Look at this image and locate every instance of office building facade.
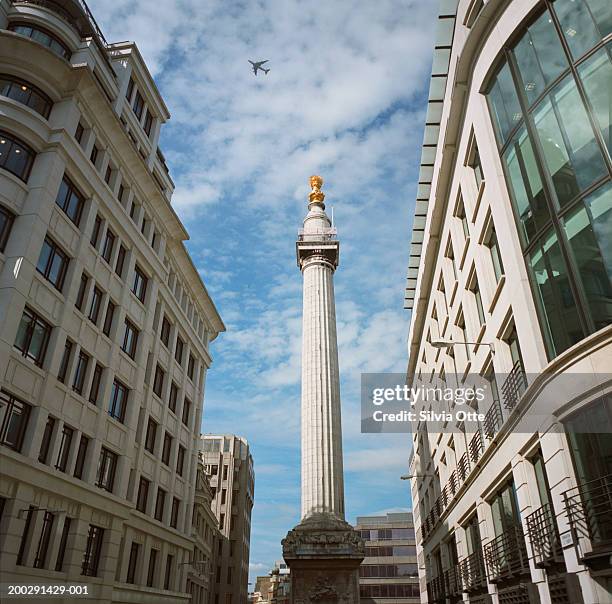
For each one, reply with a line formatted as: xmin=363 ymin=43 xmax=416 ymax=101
xmin=405 ymin=0 xmax=611 ymax=603
xmin=0 ymin=1 xmax=224 ymax=602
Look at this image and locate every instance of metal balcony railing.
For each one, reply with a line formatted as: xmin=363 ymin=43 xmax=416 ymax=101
xmin=563 ymin=473 xmax=612 ymax=551
xmin=483 ymin=398 xmax=503 ymax=438
xmin=458 ymin=452 xmax=470 ymax=483
xmin=501 ymin=360 xmax=527 ymax=410
xmin=426 ymin=576 xmax=446 ymax=603
xmin=297 ymin=227 xmax=337 ymax=242
xmin=443 ymin=566 xmax=462 ymax=597
xmin=525 ymin=502 xmax=563 ymax=567
xmin=469 ymin=430 xmax=484 ymax=465
xmin=483 ymin=524 xmax=530 ymax=582
xmin=459 ymin=550 xmax=487 ymax=592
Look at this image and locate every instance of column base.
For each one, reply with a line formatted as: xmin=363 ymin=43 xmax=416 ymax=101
xmin=282 ymin=513 xmax=364 ymax=603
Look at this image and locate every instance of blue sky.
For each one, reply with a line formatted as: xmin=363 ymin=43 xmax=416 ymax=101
xmin=89 ymin=0 xmax=438 ymax=584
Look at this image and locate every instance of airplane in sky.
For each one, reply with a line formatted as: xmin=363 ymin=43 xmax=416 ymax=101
xmin=249 ymin=60 xmax=270 ymax=75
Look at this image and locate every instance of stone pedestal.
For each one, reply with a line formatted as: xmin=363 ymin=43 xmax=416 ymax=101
xmin=282 ymin=513 xmax=364 ymax=604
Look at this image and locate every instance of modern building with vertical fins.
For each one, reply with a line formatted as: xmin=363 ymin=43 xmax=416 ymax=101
xmin=0 ymin=1 xmax=224 ymax=602
xmin=404 ymin=0 xmax=611 ymax=603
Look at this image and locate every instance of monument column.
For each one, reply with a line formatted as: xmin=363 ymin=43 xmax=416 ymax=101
xmin=282 ymin=176 xmax=364 ymax=604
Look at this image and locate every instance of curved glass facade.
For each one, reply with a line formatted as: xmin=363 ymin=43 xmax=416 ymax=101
xmin=486 ymin=0 xmax=612 ymax=359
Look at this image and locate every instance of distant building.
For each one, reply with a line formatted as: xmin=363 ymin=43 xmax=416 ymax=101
xmin=252 ymin=561 xmax=290 ymax=604
xmin=201 ymin=434 xmax=255 ymax=604
xmin=355 ymin=513 xmax=420 ymax=603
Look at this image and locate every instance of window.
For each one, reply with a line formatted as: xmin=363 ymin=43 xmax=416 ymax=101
xmin=75 ymin=272 xmax=88 ymax=310
xmin=55 ymin=424 xmax=73 ymax=472
xmin=81 ymin=525 xmax=104 ymax=576
xmin=182 ymin=398 xmax=191 ymax=427
xmin=33 ymin=511 xmax=54 ymax=568
xmin=0 ymin=130 xmax=35 ymax=182
xmin=154 ymin=488 xmax=166 ymax=521
xmin=73 ymin=434 xmax=89 ymax=479
xmin=176 ymin=444 xmax=185 ymax=476
xmin=36 ymin=237 xmax=69 ymax=291
xmin=16 ymin=506 xmax=34 ymax=565
xmin=102 ymin=301 xmax=115 ymax=337
xmin=55 ymin=175 xmax=84 ymax=226
xmin=126 ymin=77 xmax=134 ymax=101
xmin=470 ymin=276 xmax=485 ymax=327
xmin=146 ymin=548 xmax=158 ymax=587
xmin=75 ymin=121 xmax=84 ymax=143
xmin=89 ymin=144 xmax=98 ymax=166
xmin=96 ymin=447 xmax=117 ymax=492
xmin=0 ymin=204 xmax=15 ymax=252
xmin=135 ymin=477 xmax=151 ymax=515
xmin=455 ymin=196 xmax=469 ymax=242
xmin=122 ymin=319 xmax=139 ymax=359
xmin=0 ymin=74 xmax=52 ymax=118
xmin=133 ymin=91 xmax=145 ymax=120
xmin=129 ymin=200 xmax=139 ymax=222
xmin=153 ymin=364 xmax=165 ymax=397
xmin=108 ymin=379 xmax=128 ymax=422
xmin=132 ymin=265 xmax=148 ymax=302
xmin=126 ymin=542 xmax=139 ymax=584
xmin=162 ymin=432 xmax=172 ymax=466
xmin=160 ymin=316 xmax=171 ymax=346
xmin=101 ymin=229 xmax=115 ymax=263
xmin=485 ymin=226 xmax=504 ymax=283
xmin=144 ymin=109 xmax=153 ymax=136
xmin=8 ymin=23 xmax=71 ymax=59
xmin=14 ymin=306 xmax=51 ymax=366
xmin=72 ymin=350 xmax=90 ymax=395
xmin=88 ymin=286 xmax=103 ymax=324
xmin=170 ymin=497 xmax=180 ymax=528
xmin=174 ymin=336 xmax=184 ymax=365
xmin=57 ymin=339 xmax=72 ymax=383
xmin=169 ymin=382 xmax=178 ymax=413
xmin=145 ymin=417 xmax=157 ymax=453
xmin=468 ymin=142 xmax=484 ymax=189
xmin=164 ymin=554 xmax=173 ymax=590
xmin=188 ymin=354 xmax=196 ymax=380
xmin=115 ymin=245 xmax=126 ymax=278
xmin=55 ymin=517 xmax=71 ymax=571
xmin=38 ymin=416 xmax=55 ymax=463
xmin=90 ymin=214 xmax=102 ymax=247
xmin=88 ymin=364 xmax=103 ymax=405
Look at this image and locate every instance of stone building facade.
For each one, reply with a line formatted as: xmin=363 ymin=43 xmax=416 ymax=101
xmin=0 ymin=1 xmax=224 ymax=602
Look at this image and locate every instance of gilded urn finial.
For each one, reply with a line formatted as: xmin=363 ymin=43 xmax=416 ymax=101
xmin=309 ymin=175 xmax=325 ymax=203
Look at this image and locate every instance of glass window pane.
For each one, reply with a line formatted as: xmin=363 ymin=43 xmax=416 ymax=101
xmin=552 ymin=0 xmax=600 ymax=59
xmin=585 ymin=0 xmax=612 ymax=36
xmin=487 ymin=62 xmax=523 ymax=145
xmin=37 ymin=240 xmax=52 ymax=274
xmin=578 ymin=47 xmax=612 ymax=158
xmin=564 ymin=183 xmax=612 ymax=331
xmin=29 ymin=321 xmax=47 ymax=360
xmin=533 ymin=74 xmax=607 ymax=206
xmin=503 ymin=126 xmax=550 ymax=243
xmin=15 ymin=313 xmax=31 ymax=351
xmin=527 ymin=228 xmax=584 ymax=357
xmin=513 ymin=11 xmax=568 ymax=106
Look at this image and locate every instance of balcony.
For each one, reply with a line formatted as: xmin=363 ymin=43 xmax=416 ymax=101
xmin=297 ymin=227 xmax=337 ymax=242
xmin=426 ymin=576 xmax=446 ymax=603
xmin=459 ymin=550 xmax=487 ymax=592
xmin=443 ymin=566 xmax=462 ymax=597
xmin=457 ymin=452 xmax=470 ymax=483
xmin=483 ymin=398 xmax=503 ymax=438
xmin=469 ymin=430 xmax=484 ymax=465
xmin=563 ymin=473 xmax=612 ymax=560
xmin=501 ymin=360 xmax=527 ymax=411
xmin=525 ymin=502 xmax=563 ymax=567
xmin=483 ymin=524 xmax=529 ymax=582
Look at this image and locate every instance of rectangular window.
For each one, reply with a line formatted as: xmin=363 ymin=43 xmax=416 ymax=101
xmin=146 ymin=548 xmax=158 ymax=587
xmin=153 ymin=364 xmax=165 ymax=397
xmin=16 ymin=506 xmax=34 ymax=565
xmin=72 ymin=350 xmax=89 ymax=395
xmin=38 ymin=415 xmax=55 ymax=463
xmin=473 ymin=281 xmax=485 ymax=327
xmin=118 ymin=183 xmax=125 ymax=203
xmin=90 ymin=214 xmax=102 ymax=248
xmin=14 ymin=306 xmax=51 ymax=366
xmin=88 ymin=286 xmax=103 ymax=325
xmin=455 ymin=196 xmax=469 ymax=241
xmin=36 ymin=237 xmax=69 ymax=291
xmin=115 ymin=245 xmax=126 ymax=278
xmin=73 ymin=434 xmax=89 ymax=479
xmin=486 ymin=227 xmax=504 ymax=283
xmin=175 ymin=336 xmax=184 ymax=365
xmin=54 ymin=517 xmax=71 ymax=571
xmin=129 ymin=200 xmax=139 ymax=222
xmin=0 ymin=204 xmax=15 ymax=253
xmin=33 ymin=511 xmax=54 ymax=569
xmin=81 ymin=525 xmax=104 ymax=576
xmin=160 ymin=316 xmax=171 ymax=347
xmin=136 ymin=477 xmax=149 ymax=513
xmin=89 ymin=144 xmax=98 ymax=166
xmin=104 ymin=165 xmax=112 ymax=185
xmin=145 ymin=417 xmax=157 ymax=453
xmin=75 ymin=121 xmax=84 ymax=143
xmin=108 ymin=379 xmax=128 ymax=422
xmin=154 ymin=488 xmax=166 ymax=521
xmin=132 ymin=266 xmax=147 ymax=303
xmin=144 ymin=110 xmax=153 ymax=136
xmin=96 ymin=447 xmax=117 ymax=492
xmin=133 ymin=91 xmax=145 ymax=120
xmin=122 ymin=319 xmax=139 ymax=359
xmin=125 ymin=77 xmax=134 ymax=101
xmin=54 ymin=175 xmax=84 ymax=227
xmin=0 ymin=390 xmax=31 ymax=452
xmin=176 ymin=444 xmax=185 ymax=476
xmin=55 ymin=424 xmax=73 ymax=472
xmin=169 ymin=382 xmax=178 ymax=413
xmin=170 ymin=497 xmax=180 ymax=528
xmin=162 ymin=432 xmax=172 ymax=466
xmin=469 ymin=143 xmax=484 ymax=189
xmin=101 ymin=229 xmax=115 ymax=263
xmin=164 ymin=554 xmax=173 ymax=590
xmin=126 ymin=542 xmax=139 ymax=584
xmin=102 ymin=301 xmax=115 ymax=337
xmin=182 ymin=398 xmax=191 ymax=427
xmin=57 ymin=339 xmax=72 ymax=383
xmin=75 ymin=272 xmax=88 ymax=311
xmin=188 ymin=354 xmax=195 ymax=380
